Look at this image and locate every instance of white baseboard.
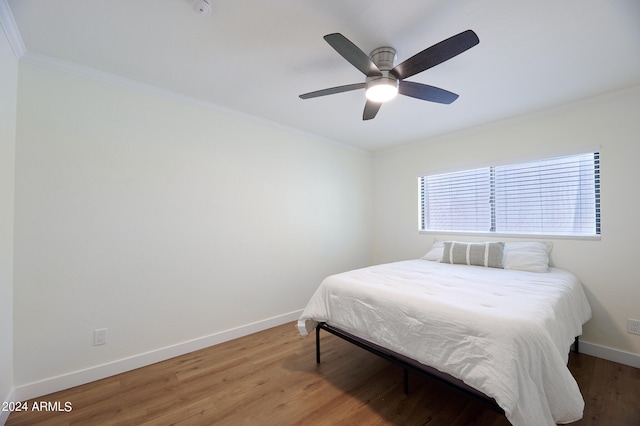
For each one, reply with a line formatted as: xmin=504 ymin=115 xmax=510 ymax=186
xmin=13 ymin=310 xmax=303 ymax=402
xmin=1 ymin=388 xmax=15 ymax=425
xmin=578 ymin=340 xmax=640 ymax=368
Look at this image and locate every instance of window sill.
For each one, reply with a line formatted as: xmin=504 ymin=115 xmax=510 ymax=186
xmin=418 ymin=230 xmax=601 ymax=241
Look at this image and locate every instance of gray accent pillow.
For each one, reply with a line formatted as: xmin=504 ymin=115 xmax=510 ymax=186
xmin=442 ymin=241 xmax=505 ymax=268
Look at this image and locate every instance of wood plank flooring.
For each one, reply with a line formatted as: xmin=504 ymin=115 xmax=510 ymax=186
xmin=7 ymin=322 xmax=640 ymax=425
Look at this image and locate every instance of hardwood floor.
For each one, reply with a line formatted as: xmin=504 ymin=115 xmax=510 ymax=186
xmin=7 ymin=322 xmax=640 ymax=425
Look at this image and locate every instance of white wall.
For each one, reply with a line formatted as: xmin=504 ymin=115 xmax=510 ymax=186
xmin=373 ymin=85 xmax=640 ymax=357
xmin=0 ymin=18 xmax=17 ymax=420
xmin=12 ymin=63 xmax=373 ymax=390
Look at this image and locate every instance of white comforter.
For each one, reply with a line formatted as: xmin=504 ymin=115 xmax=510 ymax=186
xmin=298 ymin=260 xmax=592 ymax=426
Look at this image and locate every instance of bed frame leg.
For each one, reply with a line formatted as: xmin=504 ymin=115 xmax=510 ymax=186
xmin=316 ymin=324 xmax=321 ymax=364
xmin=574 ymin=336 xmax=580 ymax=354
xmin=403 ymin=368 xmax=409 ymax=395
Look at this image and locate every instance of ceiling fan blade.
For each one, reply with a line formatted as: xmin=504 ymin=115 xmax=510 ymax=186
xmin=398 ymin=81 xmax=459 ymax=104
xmin=363 ymin=100 xmax=382 ymax=120
xmin=299 ymin=82 xmax=366 ymax=99
xmin=324 ymin=33 xmax=383 ymax=77
xmin=391 ymin=30 xmax=479 ymax=80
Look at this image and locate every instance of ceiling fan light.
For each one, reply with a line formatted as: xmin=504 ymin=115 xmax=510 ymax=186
xmin=365 ymin=78 xmax=399 ymax=103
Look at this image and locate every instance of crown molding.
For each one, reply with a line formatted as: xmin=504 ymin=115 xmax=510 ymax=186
xmin=0 ymin=0 xmax=25 ymax=58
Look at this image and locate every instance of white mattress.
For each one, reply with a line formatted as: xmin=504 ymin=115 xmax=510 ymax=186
xmin=298 ymin=259 xmax=592 ymax=426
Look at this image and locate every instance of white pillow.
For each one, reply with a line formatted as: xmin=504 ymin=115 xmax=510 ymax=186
xmin=503 ymin=241 xmax=552 ymax=272
xmin=421 ymin=239 xmax=444 ymax=261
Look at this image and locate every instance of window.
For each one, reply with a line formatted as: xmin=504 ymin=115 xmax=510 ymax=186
xmin=419 ymin=151 xmax=600 ymax=237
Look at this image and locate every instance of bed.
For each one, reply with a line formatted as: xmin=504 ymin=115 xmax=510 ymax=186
xmin=297 ymin=241 xmax=592 ymax=426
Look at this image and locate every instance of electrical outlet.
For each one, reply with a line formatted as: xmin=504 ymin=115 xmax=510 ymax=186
xmin=628 ymin=319 xmax=640 ymax=336
xmin=94 ymin=328 xmax=108 ymax=346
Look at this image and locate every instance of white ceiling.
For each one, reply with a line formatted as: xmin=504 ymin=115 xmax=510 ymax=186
xmin=6 ymin=0 xmax=640 ymax=150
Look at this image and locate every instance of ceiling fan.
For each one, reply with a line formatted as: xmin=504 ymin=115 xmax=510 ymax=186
xmin=299 ymin=30 xmax=479 ymax=120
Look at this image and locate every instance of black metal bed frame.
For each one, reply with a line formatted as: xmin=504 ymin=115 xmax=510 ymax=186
xmin=315 ymin=321 xmax=581 ymax=415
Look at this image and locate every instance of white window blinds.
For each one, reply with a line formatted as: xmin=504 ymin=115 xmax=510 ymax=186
xmin=419 ymin=151 xmax=600 ymax=237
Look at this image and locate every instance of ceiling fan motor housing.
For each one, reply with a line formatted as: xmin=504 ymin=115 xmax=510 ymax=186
xmin=369 ymin=47 xmax=397 ymax=71
xmin=366 ymin=47 xmax=398 ymax=101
